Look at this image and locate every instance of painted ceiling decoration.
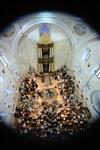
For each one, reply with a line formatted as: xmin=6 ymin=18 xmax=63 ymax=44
xmin=2 ymin=24 xmax=15 ymax=37
xmin=73 ymin=23 xmax=86 ymax=35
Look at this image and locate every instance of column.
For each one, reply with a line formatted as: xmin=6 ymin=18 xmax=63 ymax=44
xmin=50 ymin=48 xmax=52 ymax=57
xmin=49 ymin=63 xmax=51 ymax=72
xmin=40 ymin=64 xmax=41 ymax=73
xmin=49 ymin=48 xmax=51 ymax=57
xmin=40 ymin=49 xmax=42 ymax=58
xmin=50 ymin=63 xmax=52 ymax=72
xmin=37 ymin=48 xmax=39 ymax=72
xmin=51 ymin=48 xmax=52 ymax=57
xmin=52 ymin=47 xmax=54 ymax=72
xmin=38 ymin=48 xmax=42 ymax=73
xmin=51 ymin=47 xmax=53 ymax=57
xmin=41 ymin=64 xmax=43 ymax=73
xmin=38 ymin=48 xmax=42 ymax=58
xmin=37 ymin=62 xmax=39 ymax=73
xmin=53 ymin=62 xmax=55 ymax=71
xmin=40 ymin=49 xmax=43 ymax=73
xmin=52 ymin=47 xmax=53 ymax=57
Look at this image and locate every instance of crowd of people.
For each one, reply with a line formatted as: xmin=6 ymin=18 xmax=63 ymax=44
xmin=14 ymin=65 xmax=91 ymax=140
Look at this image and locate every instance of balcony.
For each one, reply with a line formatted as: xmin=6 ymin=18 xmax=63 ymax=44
xmin=37 ymin=43 xmax=54 ymax=49
xmin=38 ymin=57 xmax=54 ymax=64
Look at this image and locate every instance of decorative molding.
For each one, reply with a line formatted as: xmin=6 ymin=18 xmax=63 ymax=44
xmin=13 ymin=13 xmax=75 ymax=53
xmin=2 ymin=25 xmax=15 ymax=37
xmin=73 ymin=23 xmax=86 ymax=35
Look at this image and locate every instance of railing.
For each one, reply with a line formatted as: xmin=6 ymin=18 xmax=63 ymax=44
xmin=38 ymin=57 xmax=54 ymax=64
xmin=37 ymin=43 xmax=54 ymax=48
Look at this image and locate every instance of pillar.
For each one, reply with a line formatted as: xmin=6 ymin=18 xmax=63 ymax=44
xmin=51 ymin=47 xmax=54 ymax=72
xmin=50 ymin=48 xmax=52 ymax=57
xmin=40 ymin=49 xmax=42 ymax=58
xmin=51 ymin=48 xmax=52 ymax=57
xmin=51 ymin=47 xmax=53 ymax=57
xmin=49 ymin=63 xmax=51 ymax=72
xmin=38 ymin=48 xmax=42 ymax=73
xmin=41 ymin=64 xmax=43 ymax=73
xmin=37 ymin=62 xmax=39 ymax=73
xmin=37 ymin=48 xmax=39 ymax=73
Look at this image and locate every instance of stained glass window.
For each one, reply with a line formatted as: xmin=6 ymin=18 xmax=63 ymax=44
xmin=39 ymin=23 xmax=49 ymax=35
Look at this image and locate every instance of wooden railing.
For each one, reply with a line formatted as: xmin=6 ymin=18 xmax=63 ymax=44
xmin=38 ymin=57 xmax=54 ymax=64
xmin=37 ymin=43 xmax=54 ymax=49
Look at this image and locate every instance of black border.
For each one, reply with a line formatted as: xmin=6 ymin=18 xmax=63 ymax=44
xmin=0 ymin=0 xmax=100 ymax=149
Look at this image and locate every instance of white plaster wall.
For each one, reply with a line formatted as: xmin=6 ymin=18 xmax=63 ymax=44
xmin=0 ymin=23 xmax=21 ymax=55
xmin=0 ymin=46 xmax=20 ymax=126
xmin=54 ymin=39 xmax=73 ymax=70
xmin=17 ymin=36 xmax=38 ymax=74
xmin=71 ymin=38 xmax=100 ymax=120
xmin=28 ymin=28 xmax=40 ymax=42
xmin=28 ymin=25 xmax=67 ymax=42
xmin=50 ymin=24 xmax=68 ymax=41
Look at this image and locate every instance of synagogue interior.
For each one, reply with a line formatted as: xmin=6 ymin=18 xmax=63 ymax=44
xmin=0 ymin=12 xmax=100 ymax=141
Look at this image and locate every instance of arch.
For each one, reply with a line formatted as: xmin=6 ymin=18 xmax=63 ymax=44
xmin=14 ymin=12 xmax=75 ymax=54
